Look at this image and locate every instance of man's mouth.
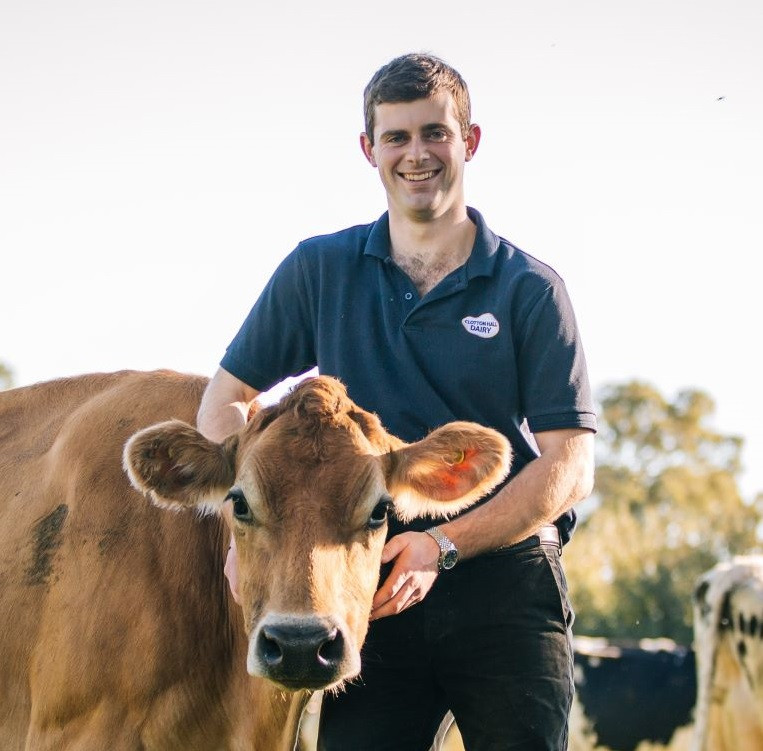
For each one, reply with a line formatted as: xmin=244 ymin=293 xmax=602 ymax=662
xmin=400 ymin=170 xmax=439 ymax=182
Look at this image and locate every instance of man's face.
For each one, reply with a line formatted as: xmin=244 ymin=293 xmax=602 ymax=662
xmin=361 ymin=92 xmax=479 ymax=222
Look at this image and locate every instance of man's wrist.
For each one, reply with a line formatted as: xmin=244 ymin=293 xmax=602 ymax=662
xmin=424 ymin=526 xmax=459 ymax=572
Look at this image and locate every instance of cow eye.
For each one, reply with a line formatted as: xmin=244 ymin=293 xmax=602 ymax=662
xmin=368 ymin=496 xmax=392 ymax=530
xmin=225 ymin=489 xmax=253 ymax=523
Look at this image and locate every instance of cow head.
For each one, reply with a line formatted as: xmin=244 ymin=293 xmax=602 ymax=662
xmin=124 ymin=376 xmax=511 ymax=691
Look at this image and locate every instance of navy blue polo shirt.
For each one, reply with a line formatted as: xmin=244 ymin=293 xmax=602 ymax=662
xmin=222 ymin=208 xmax=597 ymax=542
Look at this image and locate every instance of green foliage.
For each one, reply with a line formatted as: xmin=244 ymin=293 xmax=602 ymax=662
xmin=0 ymin=361 xmax=13 ymax=390
xmin=566 ymin=381 xmax=761 ymax=645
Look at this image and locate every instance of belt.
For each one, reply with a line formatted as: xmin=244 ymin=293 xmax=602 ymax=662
xmin=495 ymin=524 xmax=561 ymax=554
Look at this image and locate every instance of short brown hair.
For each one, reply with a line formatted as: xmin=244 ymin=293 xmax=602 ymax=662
xmin=363 ymin=53 xmax=472 ymax=145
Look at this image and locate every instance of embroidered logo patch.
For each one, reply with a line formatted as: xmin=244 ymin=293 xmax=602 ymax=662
xmin=462 ymin=313 xmax=500 ymax=339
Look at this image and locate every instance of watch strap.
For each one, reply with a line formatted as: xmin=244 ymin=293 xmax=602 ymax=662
xmin=424 ymin=526 xmax=458 ymax=572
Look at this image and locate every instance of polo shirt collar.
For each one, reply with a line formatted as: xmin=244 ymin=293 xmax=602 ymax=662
xmin=465 ymin=207 xmax=501 ymax=279
xmin=363 ymin=207 xmax=501 ymax=279
xmin=363 ymin=212 xmax=392 ymax=261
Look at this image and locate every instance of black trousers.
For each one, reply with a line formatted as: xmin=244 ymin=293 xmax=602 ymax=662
xmin=318 ymin=542 xmax=574 ymax=751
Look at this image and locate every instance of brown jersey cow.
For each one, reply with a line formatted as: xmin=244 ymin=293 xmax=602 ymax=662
xmin=0 ymin=370 xmax=510 ymax=751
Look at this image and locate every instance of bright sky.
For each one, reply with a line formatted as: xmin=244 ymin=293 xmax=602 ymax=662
xmin=2 ymin=0 xmax=761 ymax=496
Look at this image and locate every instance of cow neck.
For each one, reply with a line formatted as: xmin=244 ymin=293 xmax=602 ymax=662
xmin=253 ymin=688 xmax=311 ymax=751
xmin=223 ymin=657 xmax=310 ymax=751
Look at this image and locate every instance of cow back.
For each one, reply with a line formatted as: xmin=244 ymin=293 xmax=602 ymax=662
xmin=0 ymin=370 xmax=253 ymax=750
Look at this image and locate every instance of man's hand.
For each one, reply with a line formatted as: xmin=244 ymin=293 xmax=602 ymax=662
xmin=224 ymin=535 xmax=242 ymax=606
xmin=370 ymin=532 xmax=441 ymax=620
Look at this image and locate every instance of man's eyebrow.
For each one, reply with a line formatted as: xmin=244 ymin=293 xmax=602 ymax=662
xmin=379 ymin=123 xmax=453 ymax=140
xmin=379 ymin=128 xmax=409 ymax=140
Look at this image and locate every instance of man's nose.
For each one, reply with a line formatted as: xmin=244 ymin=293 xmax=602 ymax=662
xmin=406 ymin=136 xmax=429 ymax=162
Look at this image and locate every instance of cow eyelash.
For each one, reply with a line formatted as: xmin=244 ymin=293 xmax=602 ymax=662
xmin=225 ymin=489 xmax=254 ymax=524
xmin=367 ymin=496 xmax=393 ymax=531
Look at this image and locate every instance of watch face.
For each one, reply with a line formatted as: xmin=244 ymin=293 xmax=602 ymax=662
xmin=442 ymin=549 xmax=459 ymax=570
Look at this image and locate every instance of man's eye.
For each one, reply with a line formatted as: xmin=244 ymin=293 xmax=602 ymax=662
xmin=368 ymin=496 xmax=393 ymax=530
xmin=225 ymin=489 xmax=254 ymax=523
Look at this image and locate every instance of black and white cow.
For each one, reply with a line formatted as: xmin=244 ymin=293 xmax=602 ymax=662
xmin=692 ymin=556 xmax=763 ymax=751
xmin=573 ymin=636 xmax=696 ymax=751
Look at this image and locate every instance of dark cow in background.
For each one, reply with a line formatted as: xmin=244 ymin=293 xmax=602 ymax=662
xmin=573 ymin=636 xmax=696 ymax=751
xmin=692 ymin=556 xmax=763 ymax=751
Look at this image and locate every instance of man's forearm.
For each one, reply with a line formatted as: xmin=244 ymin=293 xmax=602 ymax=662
xmin=197 ymin=399 xmax=247 ymax=442
xmin=196 ymin=367 xmax=260 ymax=442
xmin=438 ymin=429 xmax=594 ymax=559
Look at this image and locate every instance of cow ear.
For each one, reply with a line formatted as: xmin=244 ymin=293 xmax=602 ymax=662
xmin=382 ymin=422 xmax=511 ymax=521
xmin=123 ymin=420 xmax=237 ymax=512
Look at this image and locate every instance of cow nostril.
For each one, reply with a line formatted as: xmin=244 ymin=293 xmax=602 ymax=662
xmin=317 ymin=628 xmax=344 ymax=666
xmin=256 ymin=619 xmax=349 ymax=681
xmin=258 ymin=631 xmax=284 ymax=667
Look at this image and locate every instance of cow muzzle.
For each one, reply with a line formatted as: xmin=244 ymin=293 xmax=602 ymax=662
xmin=248 ymin=614 xmax=359 ymax=690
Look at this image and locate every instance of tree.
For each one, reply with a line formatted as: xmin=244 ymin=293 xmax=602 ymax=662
xmin=0 ymin=361 xmax=13 ymax=390
xmin=565 ymin=381 xmax=762 ymax=645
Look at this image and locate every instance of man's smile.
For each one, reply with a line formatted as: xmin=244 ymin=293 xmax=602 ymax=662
xmin=399 ymin=170 xmax=440 ymax=182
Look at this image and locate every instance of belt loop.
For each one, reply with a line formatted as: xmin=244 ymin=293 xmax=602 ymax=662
xmin=494 ymin=524 xmax=561 ymax=555
xmin=537 ymin=524 xmax=561 ymax=552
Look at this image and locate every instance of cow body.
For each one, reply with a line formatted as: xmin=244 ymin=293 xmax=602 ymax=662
xmin=0 ymin=370 xmax=510 ymax=750
xmin=692 ymin=556 xmax=763 ymax=751
xmin=573 ymin=636 xmax=696 ymax=751
xmin=0 ymin=371 xmax=282 ymax=751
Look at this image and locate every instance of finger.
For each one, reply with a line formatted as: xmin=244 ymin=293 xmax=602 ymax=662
xmin=371 ymin=582 xmax=421 ymax=621
xmin=224 ymin=543 xmax=242 ymax=606
xmin=396 ymin=584 xmax=420 ymax=612
xmin=380 ymin=534 xmax=408 ymax=564
xmin=372 ymin=567 xmax=409 ymax=610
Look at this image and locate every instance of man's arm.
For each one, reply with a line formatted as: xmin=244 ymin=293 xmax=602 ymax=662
xmin=197 ymin=366 xmax=261 ymax=441
xmin=197 ymin=366 xmax=262 ymax=606
xmin=440 ymin=427 xmax=594 ymax=557
xmin=370 ymin=427 xmax=594 ymax=620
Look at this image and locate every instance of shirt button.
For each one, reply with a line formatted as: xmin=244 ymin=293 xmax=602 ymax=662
xmin=404 ymin=292 xmax=413 ymax=300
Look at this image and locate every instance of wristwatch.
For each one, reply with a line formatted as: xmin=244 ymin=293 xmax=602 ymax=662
xmin=424 ymin=527 xmax=459 ymax=572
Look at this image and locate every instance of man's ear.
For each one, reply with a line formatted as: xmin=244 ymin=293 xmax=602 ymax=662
xmin=465 ymin=123 xmax=481 ymax=162
xmin=381 ymin=421 xmax=511 ymax=521
xmin=360 ymin=132 xmax=377 ymax=167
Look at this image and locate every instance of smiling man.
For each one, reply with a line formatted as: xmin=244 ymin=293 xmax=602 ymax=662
xmin=197 ymin=53 xmax=597 ymax=751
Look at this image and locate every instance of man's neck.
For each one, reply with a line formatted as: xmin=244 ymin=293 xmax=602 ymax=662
xmin=388 ymin=206 xmax=476 ymax=297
